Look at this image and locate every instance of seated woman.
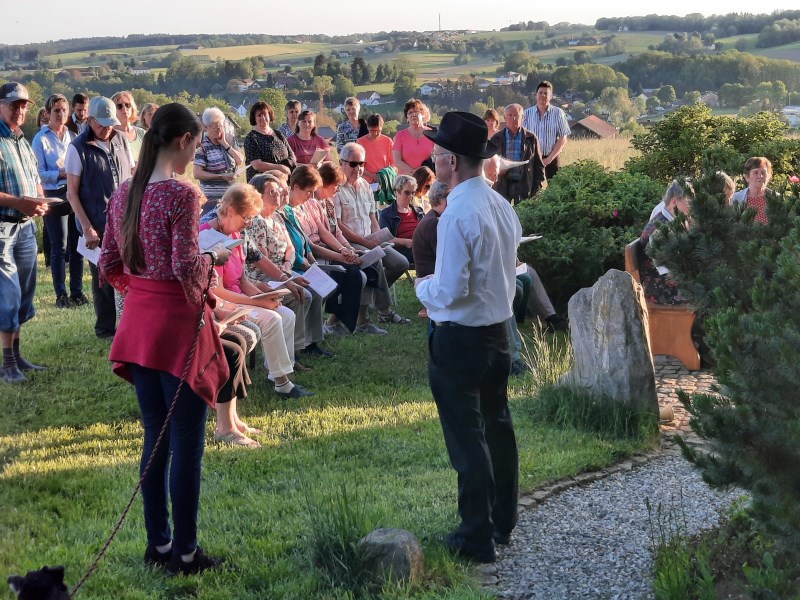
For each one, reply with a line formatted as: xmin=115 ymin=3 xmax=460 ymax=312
xmin=730 ymin=156 xmax=773 ymax=224
xmin=288 ymin=110 xmax=330 ymax=167
xmin=411 ymin=166 xmax=434 ymax=213
xmin=200 ymin=184 xmax=313 ymax=398
xmin=194 ymin=107 xmax=244 ymax=215
xmin=312 ymin=163 xmax=369 ymax=334
xmin=212 ymin=307 xmax=260 ymax=448
xmin=335 ymin=96 xmax=368 ymax=153
xmin=378 ymin=174 xmax=422 ymax=263
xmin=246 ymin=171 xmax=330 ymax=359
xmin=243 ymin=101 xmax=295 ymax=182
xmin=638 ymin=180 xmax=693 ymax=305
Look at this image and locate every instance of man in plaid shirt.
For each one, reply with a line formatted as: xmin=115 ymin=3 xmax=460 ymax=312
xmin=0 ymin=82 xmax=49 ymax=383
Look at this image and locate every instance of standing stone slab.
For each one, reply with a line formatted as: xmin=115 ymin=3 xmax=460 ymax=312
xmin=357 ymin=528 xmax=423 ymax=585
xmin=562 ymin=269 xmax=658 ymax=415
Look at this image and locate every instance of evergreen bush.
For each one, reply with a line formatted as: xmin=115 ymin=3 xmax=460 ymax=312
xmin=649 ymin=171 xmax=800 ymax=553
xmin=515 ymin=160 xmax=662 ymax=303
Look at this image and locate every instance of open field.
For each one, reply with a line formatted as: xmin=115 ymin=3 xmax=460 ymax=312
xmin=183 ymin=43 xmax=339 ymax=62
xmin=561 ymin=136 xmax=639 ymax=172
xmin=752 ymin=40 xmax=800 ymax=62
xmin=0 ymin=258 xmax=650 ymax=599
xmin=48 ymin=45 xmax=178 ymax=68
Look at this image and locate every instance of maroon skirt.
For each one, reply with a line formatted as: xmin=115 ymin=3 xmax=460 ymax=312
xmin=109 ymin=277 xmax=229 ymax=408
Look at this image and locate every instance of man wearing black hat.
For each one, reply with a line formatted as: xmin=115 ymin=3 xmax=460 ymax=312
xmin=415 ymin=111 xmax=522 ymax=563
xmin=0 ymin=82 xmax=50 ymax=383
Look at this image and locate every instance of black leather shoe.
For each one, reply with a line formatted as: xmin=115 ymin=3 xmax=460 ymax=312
xmin=444 ymin=532 xmax=496 ymax=564
xmin=493 ymin=530 xmax=511 ymax=545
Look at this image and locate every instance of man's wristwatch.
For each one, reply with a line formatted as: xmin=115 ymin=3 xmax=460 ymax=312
xmin=204 ymin=250 xmax=218 ymax=265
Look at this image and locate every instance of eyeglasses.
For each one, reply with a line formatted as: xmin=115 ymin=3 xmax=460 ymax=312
xmin=8 ymin=101 xmax=30 ymax=111
xmin=116 ymin=102 xmax=131 ymax=109
xmin=343 ymin=160 xmax=365 ymax=168
xmin=242 ymin=215 xmax=254 ymax=226
xmin=431 ymin=152 xmax=452 ymax=161
xmin=398 ymin=189 xmax=414 ymax=196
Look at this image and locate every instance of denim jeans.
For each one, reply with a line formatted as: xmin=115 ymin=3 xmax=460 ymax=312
xmin=42 ymin=194 xmax=83 ymax=297
xmin=131 ymin=365 xmax=208 ymax=555
xmin=0 ymin=220 xmax=38 ymax=333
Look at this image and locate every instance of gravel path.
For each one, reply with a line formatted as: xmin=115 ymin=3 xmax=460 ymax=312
xmin=484 ymin=357 xmax=743 ymax=599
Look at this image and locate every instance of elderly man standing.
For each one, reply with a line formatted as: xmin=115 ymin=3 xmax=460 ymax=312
xmin=522 ymin=81 xmax=570 ymax=180
xmin=335 ymin=142 xmax=410 ymax=334
xmin=0 ymin=82 xmax=49 ymax=383
xmin=491 ymin=103 xmax=545 ymax=204
xmin=416 ymin=112 xmax=521 ymax=563
xmin=66 ymin=96 xmax=134 ymax=340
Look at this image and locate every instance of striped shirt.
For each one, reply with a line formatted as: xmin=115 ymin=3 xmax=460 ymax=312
xmin=521 ymin=104 xmax=570 ymax=156
xmin=194 ymin=133 xmax=236 ymax=202
xmin=0 ymin=119 xmax=40 ymax=220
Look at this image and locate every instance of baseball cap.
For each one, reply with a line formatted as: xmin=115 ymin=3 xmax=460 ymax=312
xmin=89 ymin=96 xmax=120 ymax=127
xmin=0 ymin=82 xmax=34 ymax=105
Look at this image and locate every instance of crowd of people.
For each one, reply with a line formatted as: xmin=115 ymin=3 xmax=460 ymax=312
xmin=0 ymin=77 xmax=778 ymax=574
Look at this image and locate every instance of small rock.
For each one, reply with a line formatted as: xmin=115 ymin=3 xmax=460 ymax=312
xmin=357 ymin=528 xmax=423 ymax=585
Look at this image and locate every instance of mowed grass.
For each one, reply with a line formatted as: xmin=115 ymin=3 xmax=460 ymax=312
xmin=562 ymin=136 xmax=639 ymax=172
xmin=0 ymin=258 xmax=651 ymax=598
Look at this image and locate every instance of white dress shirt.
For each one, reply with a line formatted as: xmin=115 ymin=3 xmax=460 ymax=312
xmin=416 ymin=176 xmax=521 ymax=326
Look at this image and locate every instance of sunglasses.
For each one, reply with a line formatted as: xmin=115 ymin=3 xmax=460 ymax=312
xmin=116 ymin=102 xmax=131 ymax=109
xmin=344 ymin=160 xmax=365 ymax=168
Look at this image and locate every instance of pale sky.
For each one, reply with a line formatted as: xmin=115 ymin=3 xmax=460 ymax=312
xmin=3 ymin=2 xmax=793 ymax=46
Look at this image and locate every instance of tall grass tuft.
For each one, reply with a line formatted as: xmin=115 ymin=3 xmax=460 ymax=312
xmin=521 ymin=325 xmax=658 ymax=441
xmin=647 ymin=494 xmax=716 ymax=600
xmin=303 ymin=482 xmax=382 ymax=593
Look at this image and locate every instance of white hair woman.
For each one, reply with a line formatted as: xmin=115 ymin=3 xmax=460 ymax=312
xmin=194 ymin=107 xmax=244 ymax=214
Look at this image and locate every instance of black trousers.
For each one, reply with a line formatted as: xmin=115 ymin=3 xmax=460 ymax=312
xmin=428 ymin=321 xmax=519 ymax=545
xmin=89 ymin=261 xmax=117 ymax=337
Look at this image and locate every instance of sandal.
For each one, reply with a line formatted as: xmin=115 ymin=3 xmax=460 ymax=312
xmin=237 ymin=424 xmax=263 ymax=436
xmin=378 ymin=310 xmax=411 ymax=324
xmin=214 ymin=431 xmax=261 ymax=448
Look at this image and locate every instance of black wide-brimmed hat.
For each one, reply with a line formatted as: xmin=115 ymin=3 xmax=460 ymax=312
xmin=424 ymin=111 xmax=498 ymax=159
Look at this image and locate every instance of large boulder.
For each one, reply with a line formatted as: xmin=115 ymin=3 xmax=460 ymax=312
xmin=357 ymin=528 xmax=423 ymax=585
xmin=562 ymin=269 xmax=658 ymax=415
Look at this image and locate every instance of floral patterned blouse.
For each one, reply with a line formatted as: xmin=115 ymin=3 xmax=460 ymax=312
xmin=243 ymin=128 xmax=295 ymax=181
xmin=100 ymin=179 xmax=211 ymax=305
xmin=244 ymin=213 xmax=295 ymax=281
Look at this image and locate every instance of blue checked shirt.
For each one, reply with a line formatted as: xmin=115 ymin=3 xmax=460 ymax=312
xmin=522 ymin=104 xmax=571 ymax=156
xmin=504 ymin=128 xmax=524 ymax=161
xmin=0 ymin=119 xmax=41 ymax=220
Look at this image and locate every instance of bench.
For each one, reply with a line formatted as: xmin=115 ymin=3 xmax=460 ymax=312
xmin=624 ymin=239 xmax=700 ymax=371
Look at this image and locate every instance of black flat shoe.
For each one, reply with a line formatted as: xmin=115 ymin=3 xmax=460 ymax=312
xmin=144 ymin=544 xmax=171 ymax=568
xmin=17 ymin=356 xmax=46 ymax=372
xmin=0 ymin=365 xmax=28 ymax=384
xmin=167 ymin=547 xmax=224 ymax=576
xmin=300 ymin=343 xmax=335 ymax=358
xmin=493 ymin=530 xmax=511 ymax=545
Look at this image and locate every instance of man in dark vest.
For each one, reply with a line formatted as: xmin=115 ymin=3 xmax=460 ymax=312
xmin=66 ymin=96 xmax=134 ymax=340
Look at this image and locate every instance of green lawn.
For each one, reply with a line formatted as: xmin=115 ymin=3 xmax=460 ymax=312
xmin=0 ymin=256 xmax=651 ymax=598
